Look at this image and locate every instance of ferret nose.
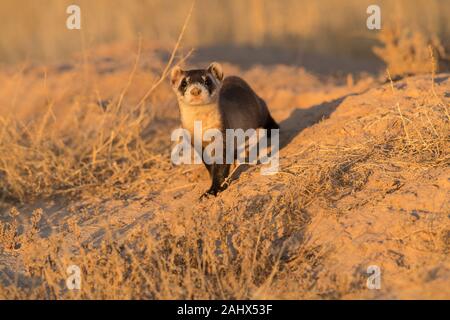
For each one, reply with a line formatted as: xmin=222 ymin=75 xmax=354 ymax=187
xmin=190 ymin=87 xmax=201 ymax=96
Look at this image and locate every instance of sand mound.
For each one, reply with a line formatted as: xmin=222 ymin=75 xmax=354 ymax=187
xmin=0 ymin=46 xmax=448 ymax=298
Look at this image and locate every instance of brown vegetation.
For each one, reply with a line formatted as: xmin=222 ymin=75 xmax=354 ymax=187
xmin=0 ymin=0 xmax=449 ymax=300
xmin=374 ymin=26 xmax=450 ymax=77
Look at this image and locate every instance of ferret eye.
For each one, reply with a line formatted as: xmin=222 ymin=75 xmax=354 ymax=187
xmin=180 ymin=79 xmax=187 ymax=89
xmin=204 ymin=78 xmax=212 ymax=86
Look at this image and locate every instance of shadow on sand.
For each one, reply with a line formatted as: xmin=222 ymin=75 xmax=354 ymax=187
xmin=278 ymin=94 xmax=351 ymax=149
xmin=188 ymin=44 xmax=383 ymax=76
xmin=228 ymin=93 xmax=354 ymax=181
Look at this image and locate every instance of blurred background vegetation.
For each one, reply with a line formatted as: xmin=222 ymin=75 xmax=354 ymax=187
xmin=0 ymin=0 xmax=449 ymax=67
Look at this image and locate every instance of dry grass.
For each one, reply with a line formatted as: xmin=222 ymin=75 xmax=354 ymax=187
xmin=0 ymin=55 xmax=448 ymax=299
xmin=0 ymin=90 xmax=166 ymax=202
xmin=374 ymin=26 xmax=450 ymax=78
xmin=0 ymin=1 xmax=449 ymax=300
xmin=0 ymin=195 xmax=312 ymax=299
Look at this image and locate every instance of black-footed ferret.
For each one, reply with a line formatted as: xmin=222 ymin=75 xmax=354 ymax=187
xmin=170 ymin=62 xmax=279 ymax=198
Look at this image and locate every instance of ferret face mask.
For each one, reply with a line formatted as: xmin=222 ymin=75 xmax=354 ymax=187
xmin=170 ymin=62 xmax=224 ymax=105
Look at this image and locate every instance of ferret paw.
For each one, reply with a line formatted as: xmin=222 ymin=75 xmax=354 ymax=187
xmin=199 ymin=188 xmax=218 ymax=200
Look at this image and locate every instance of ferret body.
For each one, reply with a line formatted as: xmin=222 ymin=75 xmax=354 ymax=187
xmin=170 ymin=63 xmax=279 ymax=197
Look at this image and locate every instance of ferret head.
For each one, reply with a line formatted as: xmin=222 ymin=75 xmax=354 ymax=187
xmin=170 ymin=62 xmax=224 ymax=105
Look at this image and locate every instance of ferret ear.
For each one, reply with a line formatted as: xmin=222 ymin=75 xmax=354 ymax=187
xmin=170 ymin=66 xmax=184 ymax=87
xmin=208 ymin=62 xmax=224 ymax=82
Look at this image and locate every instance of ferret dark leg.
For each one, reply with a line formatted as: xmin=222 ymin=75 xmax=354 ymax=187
xmin=203 ymin=163 xmax=213 ymax=178
xmin=202 ymin=163 xmax=231 ymax=197
xmin=215 ymin=163 xmax=231 ymax=192
xmin=264 ymin=114 xmax=280 ymax=131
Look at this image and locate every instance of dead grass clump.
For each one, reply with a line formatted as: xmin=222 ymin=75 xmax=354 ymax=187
xmin=0 ymin=207 xmax=20 ymax=252
xmin=0 ymin=207 xmax=44 ymax=255
xmin=374 ymin=26 xmax=450 ymax=78
xmin=0 ymin=90 xmax=172 ymax=203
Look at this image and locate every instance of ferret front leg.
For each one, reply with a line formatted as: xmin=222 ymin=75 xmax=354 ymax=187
xmin=201 ymin=163 xmax=231 ymax=198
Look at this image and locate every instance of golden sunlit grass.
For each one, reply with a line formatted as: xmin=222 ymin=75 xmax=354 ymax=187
xmin=0 ymin=1 xmax=449 ymax=300
xmin=374 ymin=27 xmax=450 ymax=77
xmin=0 ymin=194 xmax=313 ymax=299
xmin=0 ymin=57 xmax=448 ymax=298
xmin=0 ymin=85 xmax=164 ymax=202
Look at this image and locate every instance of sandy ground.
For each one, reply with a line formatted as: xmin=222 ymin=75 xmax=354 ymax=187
xmin=0 ymin=43 xmax=449 ymax=299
